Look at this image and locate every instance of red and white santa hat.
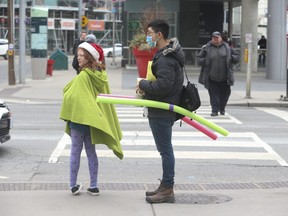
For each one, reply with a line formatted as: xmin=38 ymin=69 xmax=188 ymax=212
xmin=78 ymin=42 xmax=100 ymax=63
xmin=90 ymin=43 xmax=104 ymax=62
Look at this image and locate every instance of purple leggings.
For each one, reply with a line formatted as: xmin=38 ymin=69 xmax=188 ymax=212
xmin=70 ymin=128 xmax=98 ymax=188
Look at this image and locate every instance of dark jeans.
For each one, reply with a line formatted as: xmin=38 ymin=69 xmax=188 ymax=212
xmin=258 ymin=53 xmax=266 ymax=65
xmin=208 ymin=80 xmax=231 ymax=113
xmin=148 ymin=117 xmax=175 ymax=187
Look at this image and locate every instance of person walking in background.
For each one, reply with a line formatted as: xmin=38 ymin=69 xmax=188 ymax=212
xmin=60 ymin=42 xmax=123 ymax=196
xmin=72 ymin=34 xmax=105 ymax=74
xmin=136 ymin=19 xmax=184 ymax=204
xmin=197 ymin=31 xmax=240 ymax=116
xmin=258 ymin=35 xmax=267 ymax=66
xmin=72 ymin=30 xmax=87 ymax=55
xmin=221 ymin=30 xmax=234 ymax=47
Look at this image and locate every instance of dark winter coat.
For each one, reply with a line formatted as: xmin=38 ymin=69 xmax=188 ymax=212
xmin=139 ymin=38 xmax=185 ymax=118
xmin=72 ymin=40 xmax=85 ymax=74
xmin=196 ymin=41 xmax=239 ymax=89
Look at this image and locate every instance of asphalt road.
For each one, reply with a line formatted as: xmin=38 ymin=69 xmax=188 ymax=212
xmin=1 ymin=103 xmax=288 ymax=185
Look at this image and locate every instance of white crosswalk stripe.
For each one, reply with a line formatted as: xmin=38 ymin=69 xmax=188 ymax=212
xmin=116 ymin=106 xmax=242 ymax=124
xmin=49 ymin=106 xmax=287 ymax=166
xmin=256 ymin=107 xmax=288 ymax=122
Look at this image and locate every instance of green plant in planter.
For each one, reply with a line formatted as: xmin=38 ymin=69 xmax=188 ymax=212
xmin=128 ymin=2 xmax=167 ymax=77
xmin=129 ymin=33 xmax=152 ymax=51
xmin=129 ymin=3 xmax=168 ymax=51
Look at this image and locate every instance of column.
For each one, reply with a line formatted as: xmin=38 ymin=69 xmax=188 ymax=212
xmin=240 ymin=0 xmax=258 ymax=73
xmin=30 ymin=7 xmax=48 ymax=80
xmin=267 ymin=0 xmax=287 ymax=80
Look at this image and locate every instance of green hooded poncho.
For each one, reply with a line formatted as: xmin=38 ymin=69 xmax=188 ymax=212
xmin=60 ymin=68 xmax=123 ymax=159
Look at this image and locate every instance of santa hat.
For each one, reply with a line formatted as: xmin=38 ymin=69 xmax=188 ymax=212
xmin=78 ymin=42 xmax=100 ymax=63
xmin=90 ymin=43 xmax=104 ymax=62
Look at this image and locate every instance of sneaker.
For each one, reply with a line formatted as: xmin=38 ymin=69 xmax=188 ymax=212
xmin=87 ymin=187 xmax=100 ymax=196
xmin=71 ymin=184 xmax=82 ymax=195
xmin=220 ymin=111 xmax=225 ymax=115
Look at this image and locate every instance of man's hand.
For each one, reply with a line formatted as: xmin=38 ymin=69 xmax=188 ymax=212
xmin=136 ymin=78 xmax=145 ymax=98
xmin=136 ymin=87 xmax=145 ymax=95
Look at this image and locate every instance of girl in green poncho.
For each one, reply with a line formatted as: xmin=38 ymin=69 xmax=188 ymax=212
xmin=60 ymin=42 xmax=123 ymax=196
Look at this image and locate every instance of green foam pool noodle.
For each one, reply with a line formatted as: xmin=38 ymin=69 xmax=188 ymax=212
xmin=96 ymin=96 xmax=229 ymax=136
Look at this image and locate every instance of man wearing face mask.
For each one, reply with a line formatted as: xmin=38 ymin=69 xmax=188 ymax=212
xmin=136 ymin=19 xmax=185 ymax=204
xmin=197 ymin=31 xmax=239 ymax=116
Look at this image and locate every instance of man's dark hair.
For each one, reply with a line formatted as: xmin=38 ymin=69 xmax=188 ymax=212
xmin=147 ymin=19 xmax=169 ymax=39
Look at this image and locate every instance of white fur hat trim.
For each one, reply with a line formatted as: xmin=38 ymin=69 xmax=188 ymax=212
xmin=78 ymin=42 xmax=99 ymax=62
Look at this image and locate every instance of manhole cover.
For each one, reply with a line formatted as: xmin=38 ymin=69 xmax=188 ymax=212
xmin=175 ymin=193 xmax=232 ymax=205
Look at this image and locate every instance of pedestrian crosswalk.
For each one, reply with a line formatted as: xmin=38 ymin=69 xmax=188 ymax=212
xmin=256 ymin=107 xmax=288 ymax=122
xmin=48 ymin=106 xmax=288 ymax=167
xmin=115 ymin=106 xmax=242 ymax=124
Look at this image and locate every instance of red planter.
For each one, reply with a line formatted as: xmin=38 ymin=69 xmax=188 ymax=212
xmin=133 ymin=47 xmax=157 ymax=78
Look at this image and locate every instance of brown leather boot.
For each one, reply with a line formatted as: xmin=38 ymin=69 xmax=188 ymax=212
xmin=145 ymin=180 xmax=164 ymax=196
xmin=145 ymin=185 xmax=175 ymax=204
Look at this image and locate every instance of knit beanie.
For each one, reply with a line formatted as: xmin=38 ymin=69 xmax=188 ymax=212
xmin=85 ymin=34 xmax=97 ymax=43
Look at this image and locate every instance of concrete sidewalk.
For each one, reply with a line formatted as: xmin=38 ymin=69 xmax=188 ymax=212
xmin=1 ymin=188 xmax=288 ymax=216
xmin=0 ymin=62 xmax=288 ymax=107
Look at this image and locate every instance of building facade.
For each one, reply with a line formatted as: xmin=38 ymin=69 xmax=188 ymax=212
xmin=122 ymin=0 xmax=243 ymax=66
xmin=0 ymin=0 xmax=123 ymax=54
xmin=0 ymin=0 xmax=269 ymax=67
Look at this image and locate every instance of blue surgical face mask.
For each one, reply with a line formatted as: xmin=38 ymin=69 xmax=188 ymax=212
xmin=146 ymin=35 xmax=157 ymax=47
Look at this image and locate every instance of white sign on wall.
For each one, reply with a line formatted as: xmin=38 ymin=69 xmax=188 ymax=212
xmin=61 ymin=19 xmax=75 ymax=30
xmin=48 ymin=18 xmax=54 ymax=30
xmin=245 ymin=33 xmax=253 ymax=43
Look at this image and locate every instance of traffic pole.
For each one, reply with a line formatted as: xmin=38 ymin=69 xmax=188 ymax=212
xmin=19 ymin=0 xmax=26 ymax=84
xmin=78 ymin=0 xmax=82 ymax=36
xmin=7 ymin=0 xmax=15 ymax=85
xmin=245 ymin=33 xmax=253 ymax=99
xmin=111 ymin=0 xmax=117 ymax=67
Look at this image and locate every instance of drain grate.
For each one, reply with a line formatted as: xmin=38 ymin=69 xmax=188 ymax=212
xmin=1 ymin=181 xmax=288 ymax=192
xmin=0 ymin=182 xmax=69 ymax=191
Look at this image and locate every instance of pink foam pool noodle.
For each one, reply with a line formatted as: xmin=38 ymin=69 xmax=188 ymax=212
xmin=181 ymin=116 xmax=218 ymax=140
